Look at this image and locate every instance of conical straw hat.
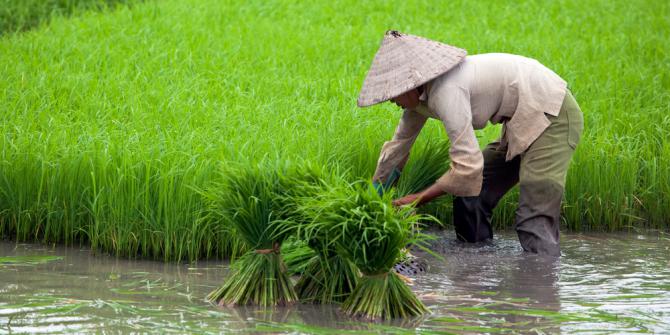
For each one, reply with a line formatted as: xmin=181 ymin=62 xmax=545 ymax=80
xmin=357 ymin=31 xmax=467 ymax=107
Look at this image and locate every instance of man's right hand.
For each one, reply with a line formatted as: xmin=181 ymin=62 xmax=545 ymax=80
xmin=372 ymin=167 xmax=402 ymax=196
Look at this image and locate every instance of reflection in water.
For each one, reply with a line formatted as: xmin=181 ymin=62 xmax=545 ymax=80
xmin=414 ymin=236 xmax=562 ymax=333
xmin=1 ymin=232 xmax=669 ymax=334
xmin=500 ymin=255 xmax=560 ymax=333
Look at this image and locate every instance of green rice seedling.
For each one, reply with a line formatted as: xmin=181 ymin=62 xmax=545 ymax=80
xmin=281 ymin=237 xmax=316 ymax=276
xmin=395 ymin=140 xmax=451 ymax=197
xmin=298 ymin=138 xmax=451 ymax=304
xmin=0 ymin=255 xmax=63 ymax=265
xmin=301 ymin=182 xmax=431 ymax=319
xmin=197 ymin=174 xmax=249 ymax=261
xmin=206 ymin=165 xmax=297 ymax=306
xmin=207 ymin=250 xmax=296 ymax=306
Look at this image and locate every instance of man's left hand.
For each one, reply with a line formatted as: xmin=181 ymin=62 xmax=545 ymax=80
xmin=392 ymin=193 xmax=422 ymax=207
xmin=392 ymin=183 xmax=447 ymax=207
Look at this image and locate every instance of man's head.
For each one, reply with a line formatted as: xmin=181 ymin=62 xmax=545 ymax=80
xmin=356 ymin=31 xmax=466 ymax=108
xmin=389 ymin=86 xmax=423 ymax=110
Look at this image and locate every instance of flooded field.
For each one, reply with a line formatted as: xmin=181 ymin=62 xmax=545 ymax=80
xmin=1 ymin=232 xmax=669 ymax=334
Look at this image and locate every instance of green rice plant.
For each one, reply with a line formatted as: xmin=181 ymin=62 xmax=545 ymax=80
xmin=300 ymin=181 xmax=431 ymax=319
xmin=0 ymin=255 xmax=63 ymax=265
xmin=206 ymin=165 xmax=298 ymax=306
xmin=196 ymin=174 xmax=248 ymax=261
xmin=281 ymin=237 xmax=316 ymax=276
xmin=0 ymin=0 xmax=138 ymax=34
xmin=0 ymin=0 xmax=669 ymax=264
xmin=395 ymin=140 xmax=451 ymax=197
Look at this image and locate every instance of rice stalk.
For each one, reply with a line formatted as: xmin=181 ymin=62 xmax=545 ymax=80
xmin=206 ymin=164 xmax=298 ymax=306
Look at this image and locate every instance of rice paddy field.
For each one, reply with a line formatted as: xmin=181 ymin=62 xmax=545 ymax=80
xmin=3 ymin=233 xmax=670 ymax=333
xmin=2 ymin=0 xmax=670 ymax=333
xmin=0 ymin=0 xmax=669 ymax=263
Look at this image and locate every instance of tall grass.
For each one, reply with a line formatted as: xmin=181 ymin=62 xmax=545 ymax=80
xmin=0 ymin=0 xmax=668 ymax=261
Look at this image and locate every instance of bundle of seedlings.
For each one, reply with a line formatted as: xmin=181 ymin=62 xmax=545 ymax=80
xmin=301 ymin=182 xmax=433 ymax=320
xmin=276 ymin=164 xmax=361 ymax=303
xmin=292 ymin=230 xmax=360 ymax=304
xmin=275 ymin=163 xmax=337 ymax=278
xmin=206 ymin=165 xmax=298 ymax=307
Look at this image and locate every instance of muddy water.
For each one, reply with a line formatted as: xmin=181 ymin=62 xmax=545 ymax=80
xmin=1 ymin=232 xmax=669 ymax=334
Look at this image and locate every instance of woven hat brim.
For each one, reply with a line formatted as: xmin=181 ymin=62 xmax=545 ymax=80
xmin=357 ymin=32 xmax=467 ymax=107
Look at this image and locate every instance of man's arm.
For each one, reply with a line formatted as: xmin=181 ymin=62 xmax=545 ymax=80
xmin=373 ymin=109 xmax=428 ymax=193
xmin=393 ymin=85 xmax=483 ymax=206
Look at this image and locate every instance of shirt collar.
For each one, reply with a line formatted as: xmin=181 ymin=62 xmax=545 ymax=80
xmin=418 ymin=82 xmax=431 ymax=102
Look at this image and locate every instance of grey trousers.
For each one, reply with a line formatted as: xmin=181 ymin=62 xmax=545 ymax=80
xmin=453 ymin=91 xmax=584 ymax=256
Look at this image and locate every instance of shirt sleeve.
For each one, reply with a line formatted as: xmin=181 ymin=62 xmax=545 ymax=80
xmin=372 ymin=109 xmax=428 ymax=183
xmin=428 ymin=84 xmax=484 ymax=197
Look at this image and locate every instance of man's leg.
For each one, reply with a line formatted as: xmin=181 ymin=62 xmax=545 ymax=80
xmin=516 ymin=91 xmax=583 ymax=256
xmin=453 ymin=141 xmax=520 ymax=242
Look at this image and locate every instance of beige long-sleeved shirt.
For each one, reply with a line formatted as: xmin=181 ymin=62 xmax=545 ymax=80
xmin=373 ymin=53 xmax=567 ymax=196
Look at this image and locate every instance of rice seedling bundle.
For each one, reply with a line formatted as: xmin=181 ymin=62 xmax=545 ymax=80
xmin=268 ymin=164 xmax=362 ymax=304
xmin=301 ymin=182 xmax=431 ymax=320
xmin=206 ymin=166 xmax=298 ymax=306
xmin=292 ymin=234 xmax=360 ymax=304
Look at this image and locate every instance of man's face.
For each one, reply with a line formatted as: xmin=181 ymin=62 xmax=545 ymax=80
xmin=390 ymin=88 xmax=420 ymax=109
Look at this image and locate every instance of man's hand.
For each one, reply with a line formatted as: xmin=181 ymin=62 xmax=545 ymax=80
xmin=392 ymin=193 xmax=422 ymax=207
xmin=392 ymin=183 xmax=447 ymax=207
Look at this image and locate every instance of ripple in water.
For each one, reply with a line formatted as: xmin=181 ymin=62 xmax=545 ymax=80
xmin=1 ymin=231 xmax=669 ymax=334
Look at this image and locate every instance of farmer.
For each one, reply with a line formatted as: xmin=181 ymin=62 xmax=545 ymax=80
xmin=359 ymin=31 xmax=583 ymax=256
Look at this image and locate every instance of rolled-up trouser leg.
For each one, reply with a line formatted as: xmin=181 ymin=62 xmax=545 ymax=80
xmin=454 ymin=141 xmax=520 ymax=242
xmin=516 ymin=90 xmax=583 ymax=256
xmin=516 ymin=180 xmax=564 ymax=256
xmin=453 ymin=196 xmax=493 ymax=242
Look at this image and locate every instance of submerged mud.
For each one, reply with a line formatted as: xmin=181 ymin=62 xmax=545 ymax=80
xmin=1 ymin=232 xmax=669 ymax=334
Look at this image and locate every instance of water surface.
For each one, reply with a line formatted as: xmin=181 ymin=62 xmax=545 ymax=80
xmin=1 ymin=232 xmax=669 ymax=334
